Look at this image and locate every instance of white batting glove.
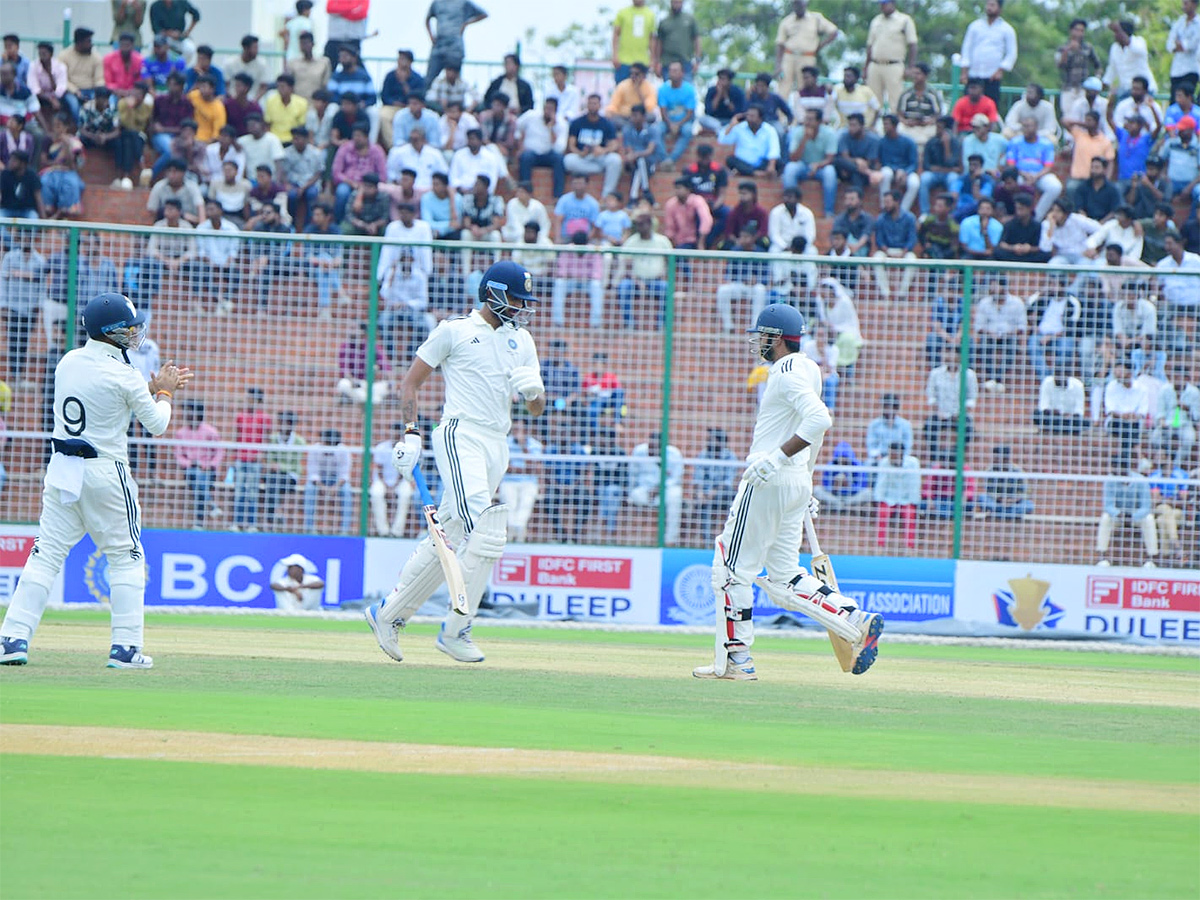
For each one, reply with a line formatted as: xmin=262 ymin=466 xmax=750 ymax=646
xmin=392 ymin=432 xmax=422 ymax=478
xmin=807 ymin=496 xmax=820 ymax=519
xmin=743 ymin=448 xmax=787 ymax=486
xmin=508 ymin=365 xmax=545 ymax=401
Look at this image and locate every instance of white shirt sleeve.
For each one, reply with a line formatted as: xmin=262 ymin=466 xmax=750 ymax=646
xmin=783 ymin=368 xmax=833 ymax=445
xmin=415 ymin=319 xmax=457 ymax=369
xmin=126 ymin=371 xmax=172 ymax=436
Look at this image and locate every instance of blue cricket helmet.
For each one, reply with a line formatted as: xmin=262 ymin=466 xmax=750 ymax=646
xmin=479 ymin=260 xmax=538 ymax=327
xmin=83 ymin=292 xmax=147 ymax=348
xmin=749 ymin=303 xmax=807 ymax=341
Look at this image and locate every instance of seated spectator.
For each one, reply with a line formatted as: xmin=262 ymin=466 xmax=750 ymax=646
xmin=878 ymin=113 xmax=919 ymax=213
xmin=918 ymin=192 xmax=959 ymax=259
xmin=247 ymin=164 xmax=287 ymax=220
xmin=782 ymin=108 xmax=837 ymax=218
xmin=872 ymin=189 xmax=917 ymax=299
xmin=1104 ymin=356 xmax=1150 ymax=452
xmin=502 ymin=180 xmax=551 ymax=243
xmin=923 ymin=272 xmax=962 ymax=367
xmin=478 ymin=92 xmax=519 ymax=164
xmin=286 ymin=30 xmax=331 ymax=102
xmin=722 ymin=180 xmax=769 ymax=248
xmin=147 ymin=72 xmax=193 ymax=179
xmin=1138 ymin=202 xmax=1179 ymax=265
xmin=918 ymin=116 xmax=962 ymax=215
xmin=420 ymin=171 xmax=460 ymax=239
xmin=1096 ymin=454 xmax=1158 ymax=566
xmin=1110 ymin=290 xmax=1157 ymax=365
xmin=683 ymin=143 xmax=730 ymax=248
xmin=1149 ymin=446 xmax=1189 ymax=565
xmin=718 ymin=104 xmax=780 ymax=177
xmin=392 ymin=92 xmax=442 ymax=149
xmin=831 ymin=187 xmax=873 ymax=257
xmin=790 ymin=65 xmax=836 ymax=124
xmin=618 ymin=214 xmax=672 ymax=328
xmin=1160 ymin=119 xmax=1200 ymax=207
xmin=194 ymin=198 xmax=242 ymax=315
xmin=959 ymin=196 xmax=1003 ymax=260
xmin=767 ymin=185 xmax=815 ymax=253
xmin=1027 ymin=283 xmax=1080 ymax=380
xmin=657 ymin=61 xmax=696 ymax=169
xmin=1002 ymin=82 xmax=1059 ymax=141
xmin=1085 ymin=205 xmax=1144 ymax=262
xmin=988 ymin=166 xmax=1032 ymax=217
xmin=516 ymin=97 xmax=566 ymax=197
xmin=606 ymin=63 xmax=657 ymax=129
xmin=595 ymin=191 xmax=632 ymax=247
xmin=245 ymin=201 xmax=296 ymax=310
xmin=866 ymin=394 xmax=913 ymax=462
xmin=458 ymin=174 xmax=504 ymax=278
xmin=104 ymin=33 xmax=144 ymax=98
xmin=377 ymin=203 xmax=434 ymax=360
xmin=663 ymin=177 xmax=713 ymax=249
xmin=815 ymin=275 xmax=862 ymax=372
xmin=335 ymin=322 xmax=391 ymax=408
xmin=330 ymin=93 xmax=369 ymax=151
xmin=511 ymin=221 xmax=556 ymax=279
xmin=629 ymin=432 xmax=683 ymax=545
xmin=895 ymin=63 xmax=942 ymax=152
xmin=921 ymin=453 xmax=970 ymax=519
xmin=146 ymin=157 xmax=203 ymax=223
xmin=500 ymin=419 xmax=542 ymax=542
xmin=264 ymin=73 xmax=308 ymax=144
xmin=1111 ymin=76 xmax=1162 ymax=133
xmin=924 ymin=344 xmax=977 ymax=458
xmin=692 ymin=428 xmax=740 ymax=534
xmin=186 ymin=73 xmax=225 ymax=142
xmin=831 ymin=112 xmax=880 ymax=192
xmin=1127 ymin=157 xmax=1170 ymax=220
xmin=143 ymin=198 xmax=198 ymax=285
xmin=371 ymin=423 xmax=415 ymax=537
xmin=175 ymin=400 xmax=223 ymax=529
xmin=483 ymin=52 xmax=533 ymax=116
xmin=564 ymin=94 xmax=623 ymax=197
xmin=827 ymin=232 xmax=859 ymax=293
xmin=1072 ymin=156 xmax=1122 ymax=221
xmin=1164 ymin=84 xmax=1200 ymax=133
xmin=387 ymin=125 xmax=446 ymax=200
xmin=340 ymin=172 xmax=389 ymax=235
xmin=1040 ymin=199 xmax=1101 ymax=266
xmin=950 ymin=78 xmax=998 ymax=133
xmin=304 ymin=430 xmax=354 ymax=535
xmin=378 ymin=49 xmax=424 ymax=148
xmin=426 ymin=63 xmax=477 ymax=114
xmin=280 ymin=125 xmax=323 ymax=225
xmin=874 ymin=442 xmax=920 ymax=550
xmin=1006 ymin=116 xmax=1061 ymax=221
xmin=973 ymin=274 xmax=1025 ymax=392
xmin=327 ymin=46 xmax=378 ymax=140
xmin=545 ymin=65 xmax=582 ymax=122
xmin=1062 ymin=76 xmax=1110 ymax=137
xmin=961 ymin=113 xmax=1007 ymax=177
xmin=139 ymin=35 xmax=184 ymax=93
xmin=994 ymin=194 xmax=1049 ymax=262
xmin=1034 ymin=366 xmax=1087 ymax=434
xmin=746 ymin=72 xmax=791 ymax=140
xmin=551 ymin=231 xmax=605 ymax=327
xmin=162 ymin=117 xmax=204 ymax=183
xmin=38 ymin=113 xmax=86 ymax=218
xmin=75 ymin=86 xmax=119 ymax=154
xmin=716 ymin=224 xmax=770 ymax=332
xmin=223 ymin=35 xmax=270 ymax=101
xmin=112 ymin=81 xmax=152 ymax=190
xmin=1068 ymin=111 xmax=1116 ymax=193
xmin=552 ymin=172 xmax=600 ymax=242
xmin=812 ymin=440 xmax=872 ymax=512
xmin=621 ymin=104 xmax=664 ymax=202
xmin=303 ymin=202 xmax=347 ymax=318
xmin=1151 ymin=362 xmax=1197 ymax=467
xmin=201 ymin=124 xmax=244 ymax=186
xmin=210 ymin=159 xmax=251 ymax=223
xmin=331 ymin=122 xmax=386 ymax=220
xmin=833 ymin=65 xmax=879 ymax=129
xmin=223 ymin=72 xmax=262 ymax=136
xmin=697 ymin=67 xmax=745 ymax=133
xmin=185 ymin=44 xmax=225 ymax=96
xmin=240 ymin=113 xmax=285 ymax=183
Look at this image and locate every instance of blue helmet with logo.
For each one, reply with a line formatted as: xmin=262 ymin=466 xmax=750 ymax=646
xmin=83 ymin=292 xmax=147 ymax=349
xmin=479 ymin=260 xmax=538 ymax=328
xmin=749 ymin=303 xmax=806 ymax=359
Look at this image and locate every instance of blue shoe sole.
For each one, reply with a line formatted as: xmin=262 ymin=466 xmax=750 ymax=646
xmin=851 ymin=615 xmax=884 ymax=675
xmin=0 ymin=655 xmax=28 ymax=666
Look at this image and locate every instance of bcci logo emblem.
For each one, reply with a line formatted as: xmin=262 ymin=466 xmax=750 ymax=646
xmin=994 ymin=574 xmax=1064 ymax=631
xmin=665 ymin=564 xmax=714 ymax=624
xmin=83 ymin=548 xmax=150 ymax=605
xmin=523 ymin=271 xmax=532 ymax=293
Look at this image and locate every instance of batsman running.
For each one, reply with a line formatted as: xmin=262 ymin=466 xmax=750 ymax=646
xmin=365 ymin=260 xmax=544 ymax=663
xmin=693 ymin=304 xmax=883 ymax=681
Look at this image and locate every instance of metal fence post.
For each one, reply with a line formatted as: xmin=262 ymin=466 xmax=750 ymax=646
xmin=656 ymin=254 xmax=678 ymax=548
xmin=951 ymin=263 xmax=973 ymax=559
xmin=358 ymin=241 xmax=380 ymax=537
xmin=64 ymin=226 xmax=79 ymax=349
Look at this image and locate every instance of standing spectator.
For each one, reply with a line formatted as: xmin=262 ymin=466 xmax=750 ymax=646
xmin=831 ymin=186 xmax=874 ymax=258
xmin=186 ymin=74 xmax=225 ymax=142
xmin=611 ymin=0 xmax=655 ymax=84
xmin=697 ymin=68 xmax=745 ymax=133
xmin=975 ymin=446 xmax=1032 ymax=520
xmin=564 ymin=94 xmax=623 ymax=196
xmin=959 ymin=196 xmax=1003 ymax=260
xmin=149 ymin=71 xmax=192 ymax=177
xmin=629 ymin=432 xmax=683 ymax=545
xmin=872 ymin=189 xmax=917 ymax=298
xmin=114 ymin=81 xmax=152 ymax=190
xmin=1103 ymin=20 xmax=1156 ymax=97
xmin=895 ymin=63 xmax=941 ymax=153
xmin=878 ymin=113 xmax=919 ymax=212
xmin=918 ymin=116 xmax=961 ymax=214
xmin=104 ymin=33 xmax=145 ymax=98
xmin=0 ymin=228 xmax=45 ymax=385
xmin=654 ymin=0 xmax=700 ymax=79
xmin=149 ymin=0 xmax=200 ymax=64
xmin=279 ymin=1 xmax=315 ymax=63
xmin=175 ymin=400 xmax=222 ymax=529
xmin=1034 ymin=366 xmax=1086 ymax=434
xmin=286 ymin=32 xmax=330 ymax=101
xmin=425 ymin=0 xmax=488 ymax=85
xmin=719 ymin=104 xmax=781 ymax=177
xmin=1002 ymin=83 xmax=1060 ymax=142
xmin=280 ymin=125 xmax=323 ymax=224
xmin=483 ymin=53 xmax=533 ymax=115
xmin=231 ymin=388 xmax=271 ymax=532
xmin=1160 ymin=116 xmax=1200 ymax=207
xmin=833 ymin=65 xmax=880 ymax=129
xmin=516 ymin=98 xmax=567 ymax=197
xmin=325 ymin=0 xmax=374 ymax=66
xmin=618 ymin=214 xmax=672 ymax=328
xmin=331 ymin=122 xmax=385 ymax=220
xmin=996 ymin=193 xmax=1050 ymax=262
xmin=959 ymin=0 xmax=1017 ymax=106
xmin=223 ymin=35 xmax=269 ymax=102
xmin=1169 ymin=0 xmax=1200 ymax=98
xmin=924 ymin=344 xmax=978 ymax=457
xmin=184 ymin=44 xmax=225 ymax=96
xmin=874 ymin=442 xmax=920 ymax=550
xmin=663 ymin=177 xmax=712 ymax=248
xmin=1057 ymin=18 xmax=1102 ymax=117
xmin=58 ymin=28 xmax=105 ymax=122
xmin=140 ymin=35 xmax=185 ymax=93
xmin=304 ymin=430 xmax=354 ymax=535
xmin=832 ymin=112 xmax=880 ymax=193
xmin=790 ymin=64 xmax=836 ymax=124
xmin=774 ymin=0 xmax=838 ymax=100
xmin=195 ymin=198 xmax=242 ymax=314
xmin=781 ymin=109 xmax=837 ymax=218
xmin=951 ymin=79 xmax=999 ymax=134
xmin=378 ymin=50 xmax=424 ymax=148
xmin=864 ymin=0 xmax=918 ymax=114
xmin=1096 ymin=454 xmax=1159 ymax=566
xmin=111 ymin=1 xmax=147 ymax=50
xmin=28 ymin=42 xmax=70 ymax=132
xmin=1007 ymin=116 xmax=1062 ymax=221
xmin=263 ymin=73 xmax=308 ymax=144
xmin=657 ymin=62 xmax=696 ymax=169
xmin=1063 ymin=76 xmax=1112 ymax=137
xmin=371 ymin=423 xmax=415 ymax=538
xmin=224 ymin=73 xmax=263 ymax=136
xmin=973 ymin=274 xmax=1025 ymax=390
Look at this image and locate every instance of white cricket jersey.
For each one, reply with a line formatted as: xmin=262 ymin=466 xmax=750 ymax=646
xmin=52 ymin=340 xmax=172 ymax=463
xmin=747 ymin=352 xmax=832 ymax=470
xmin=416 ymin=309 xmax=540 ymax=434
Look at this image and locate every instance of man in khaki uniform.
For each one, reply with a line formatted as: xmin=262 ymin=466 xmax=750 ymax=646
xmin=775 ymin=0 xmax=838 ymax=100
xmin=865 ymin=0 xmax=918 ymax=113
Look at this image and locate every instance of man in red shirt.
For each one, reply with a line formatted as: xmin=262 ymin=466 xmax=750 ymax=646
xmin=103 ymin=32 xmax=145 ymax=98
xmin=582 ymin=352 xmax=625 ymax=419
xmin=950 ymin=77 xmax=999 ymax=133
xmin=662 ymin=177 xmax=713 ymax=249
xmin=232 ymin=387 xmax=272 ymax=531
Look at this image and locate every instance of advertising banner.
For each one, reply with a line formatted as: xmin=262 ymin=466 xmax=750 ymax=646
xmin=954 ymin=561 xmax=1200 ymax=644
xmin=63 ymin=529 xmax=364 ymax=609
xmin=659 ymin=550 xmax=955 ymax=628
xmin=0 ymin=525 xmax=64 ymax=606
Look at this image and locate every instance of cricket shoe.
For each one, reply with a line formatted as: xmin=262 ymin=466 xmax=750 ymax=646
xmin=436 ymin=623 xmax=485 ymax=663
xmin=107 ymin=645 xmax=153 ymax=669
xmin=364 ymin=602 xmax=403 ymax=662
xmin=0 ymin=637 xmax=29 ymax=665
xmin=692 ymin=658 xmax=757 ymax=680
xmin=848 ymin=611 xmax=884 ymax=675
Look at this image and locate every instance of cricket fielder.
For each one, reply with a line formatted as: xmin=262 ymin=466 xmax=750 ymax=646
xmin=693 ymin=304 xmax=884 ymax=681
xmin=0 ymin=293 xmax=192 ymax=668
xmin=365 ymin=260 xmax=544 ymax=663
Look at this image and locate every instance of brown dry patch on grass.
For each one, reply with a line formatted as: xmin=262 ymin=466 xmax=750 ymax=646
xmin=2 ymin=723 xmax=1194 ymax=815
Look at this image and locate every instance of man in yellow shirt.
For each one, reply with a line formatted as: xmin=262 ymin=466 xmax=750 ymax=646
xmin=612 ymin=0 xmax=656 ymax=83
xmin=606 ymin=62 xmax=658 ymax=127
xmin=775 ymin=0 xmax=839 ymax=99
xmin=186 ymin=74 xmax=226 ymax=141
xmin=264 ymin=73 xmax=309 ymax=144
xmin=865 ymin=0 xmax=918 ymax=113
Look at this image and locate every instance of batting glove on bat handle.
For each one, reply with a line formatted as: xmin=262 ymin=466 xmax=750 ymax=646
xmin=392 ymin=433 xmax=422 ymax=478
xmin=508 ymin=365 xmax=545 ymax=401
xmin=744 ymin=448 xmax=787 ymax=486
xmin=807 ymin=495 xmax=820 ymax=519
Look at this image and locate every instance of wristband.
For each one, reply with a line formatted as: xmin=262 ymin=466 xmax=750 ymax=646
xmin=404 ymin=422 xmax=419 ymax=434
xmin=155 ymin=390 xmax=172 ymax=400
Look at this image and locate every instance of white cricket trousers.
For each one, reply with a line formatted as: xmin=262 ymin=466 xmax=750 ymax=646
xmin=2 ymin=458 xmax=148 ymax=647
xmin=713 ymin=469 xmax=812 ymax=653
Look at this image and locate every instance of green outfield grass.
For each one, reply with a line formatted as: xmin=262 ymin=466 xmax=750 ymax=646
xmin=2 ymin=612 xmax=1198 ymax=899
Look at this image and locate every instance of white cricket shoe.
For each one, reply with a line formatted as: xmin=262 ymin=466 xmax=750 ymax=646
xmin=692 ymin=658 xmax=757 ymax=681
xmin=364 ymin=601 xmax=403 ymax=662
xmin=107 ymin=645 xmax=153 ymax=668
xmin=436 ymin=623 xmax=485 ymax=663
xmin=847 ymin=609 xmax=884 ymax=675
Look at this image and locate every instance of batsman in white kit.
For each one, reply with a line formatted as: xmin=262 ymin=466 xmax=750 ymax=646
xmin=694 ymin=304 xmax=884 ymax=681
xmin=364 ymin=260 xmax=544 ymax=663
xmin=0 ymin=293 xmax=192 ymax=668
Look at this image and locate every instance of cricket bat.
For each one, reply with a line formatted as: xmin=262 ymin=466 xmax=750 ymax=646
xmin=412 ymin=466 xmax=469 ymax=616
xmin=804 ymin=514 xmax=854 ymax=673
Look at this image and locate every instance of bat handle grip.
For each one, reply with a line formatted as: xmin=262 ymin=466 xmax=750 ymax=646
xmin=411 ymin=464 xmax=436 ymax=508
